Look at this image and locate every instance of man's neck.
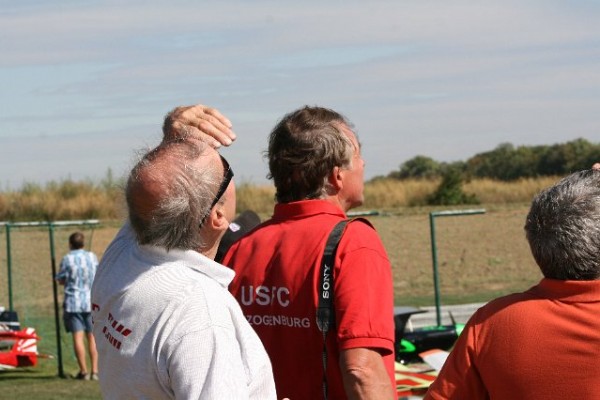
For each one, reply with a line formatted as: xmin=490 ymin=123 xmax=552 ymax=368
xmin=197 ymin=231 xmax=227 ymax=261
xmin=323 ymin=193 xmax=352 ymax=214
xmin=199 ymin=245 xmax=218 ymax=261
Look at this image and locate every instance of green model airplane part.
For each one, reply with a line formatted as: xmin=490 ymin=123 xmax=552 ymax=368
xmin=394 ymin=306 xmax=465 ymax=364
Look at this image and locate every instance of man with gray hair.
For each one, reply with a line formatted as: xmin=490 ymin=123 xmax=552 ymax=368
xmin=91 ymin=130 xmax=276 ymax=398
xmin=425 ymin=169 xmax=600 ymax=399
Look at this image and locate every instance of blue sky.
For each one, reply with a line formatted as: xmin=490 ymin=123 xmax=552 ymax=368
xmin=2 ymin=1 xmax=600 ymax=189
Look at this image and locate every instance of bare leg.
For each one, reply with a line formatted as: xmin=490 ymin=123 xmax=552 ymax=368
xmin=72 ymin=331 xmax=88 ymax=374
xmin=87 ymin=331 xmax=99 ymax=374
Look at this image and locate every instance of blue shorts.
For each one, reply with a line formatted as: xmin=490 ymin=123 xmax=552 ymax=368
xmin=64 ymin=312 xmax=93 ymax=333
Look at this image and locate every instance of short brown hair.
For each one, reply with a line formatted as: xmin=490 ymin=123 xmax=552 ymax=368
xmin=267 ymin=106 xmax=355 ymax=203
xmin=69 ymin=232 xmax=85 ymax=250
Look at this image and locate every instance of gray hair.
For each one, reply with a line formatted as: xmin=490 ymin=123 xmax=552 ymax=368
xmin=525 ymin=169 xmax=600 ymax=280
xmin=126 ymin=139 xmax=220 ymax=251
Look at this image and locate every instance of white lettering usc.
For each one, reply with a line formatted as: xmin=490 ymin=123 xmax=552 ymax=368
xmin=239 ymin=286 xmax=290 ymax=307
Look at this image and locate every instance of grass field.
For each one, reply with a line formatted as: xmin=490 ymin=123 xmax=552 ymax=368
xmin=0 ymin=203 xmax=542 ymax=398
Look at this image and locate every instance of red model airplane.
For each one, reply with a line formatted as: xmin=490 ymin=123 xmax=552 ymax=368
xmin=0 ymin=327 xmax=40 ymax=370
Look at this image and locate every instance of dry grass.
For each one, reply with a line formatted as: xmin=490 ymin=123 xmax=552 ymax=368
xmin=362 ymin=176 xmax=562 ymax=209
xmin=0 ymin=181 xmax=125 ymax=222
xmin=0 ymin=176 xmax=562 ymax=222
xmin=235 ymin=182 xmax=276 ymax=216
xmin=463 ymin=176 xmax=561 ymax=204
xmin=369 ymin=205 xmax=541 ymax=305
xmin=364 ymin=178 xmax=440 ymax=208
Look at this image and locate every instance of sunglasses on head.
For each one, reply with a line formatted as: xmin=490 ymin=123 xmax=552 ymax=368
xmin=199 ymin=154 xmax=234 ymax=227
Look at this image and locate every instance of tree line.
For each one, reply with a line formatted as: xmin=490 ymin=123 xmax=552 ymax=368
xmin=387 ymin=138 xmax=600 ymax=181
xmin=2 ymin=139 xmax=599 ymax=218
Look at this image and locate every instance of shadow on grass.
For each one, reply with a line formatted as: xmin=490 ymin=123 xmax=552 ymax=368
xmin=0 ymin=368 xmax=60 ymax=380
xmin=0 ymin=368 xmax=102 ymax=400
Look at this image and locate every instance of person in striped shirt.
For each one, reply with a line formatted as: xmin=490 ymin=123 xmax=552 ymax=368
xmin=56 ymin=231 xmax=98 ymax=380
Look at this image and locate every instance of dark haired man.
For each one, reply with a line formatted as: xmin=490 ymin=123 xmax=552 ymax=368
xmin=224 ymin=107 xmax=395 ymax=399
xmin=56 ymin=231 xmax=99 ymax=380
xmin=91 ymin=134 xmax=276 ymax=398
xmin=425 ymin=169 xmax=600 ymax=399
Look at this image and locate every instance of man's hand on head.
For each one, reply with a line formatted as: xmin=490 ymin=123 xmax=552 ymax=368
xmin=162 ymin=104 xmax=237 ymax=148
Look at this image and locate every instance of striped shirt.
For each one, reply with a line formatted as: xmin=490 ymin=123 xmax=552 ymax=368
xmin=56 ymin=249 xmax=98 ymax=313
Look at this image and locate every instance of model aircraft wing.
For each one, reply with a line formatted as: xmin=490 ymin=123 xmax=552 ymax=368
xmin=419 ymin=348 xmax=450 ymax=372
xmin=395 ymin=361 xmax=437 ymax=397
xmin=0 ymin=327 xmax=40 ymax=369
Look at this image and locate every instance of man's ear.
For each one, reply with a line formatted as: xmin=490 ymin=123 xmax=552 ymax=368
xmin=208 ymin=204 xmax=229 ymax=232
xmin=329 ymin=166 xmax=344 ymax=191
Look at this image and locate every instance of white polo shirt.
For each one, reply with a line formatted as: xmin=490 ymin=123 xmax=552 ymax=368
xmin=91 ymin=223 xmax=276 ymax=399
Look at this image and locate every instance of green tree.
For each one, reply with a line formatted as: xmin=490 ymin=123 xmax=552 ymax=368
xmin=390 ymin=155 xmax=441 ymax=179
xmin=427 ymin=168 xmax=479 ymax=206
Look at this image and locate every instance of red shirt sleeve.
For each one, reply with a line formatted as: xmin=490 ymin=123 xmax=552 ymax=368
xmin=424 ymin=311 xmax=488 ymax=399
xmin=333 ymin=220 xmax=396 ymax=379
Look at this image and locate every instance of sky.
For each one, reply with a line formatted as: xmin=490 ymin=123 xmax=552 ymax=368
xmin=1 ymin=1 xmax=600 ymax=189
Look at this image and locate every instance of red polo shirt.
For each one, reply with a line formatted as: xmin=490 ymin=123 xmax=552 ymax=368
xmin=224 ymin=200 xmax=395 ymax=399
xmin=425 ymin=278 xmax=600 ymax=399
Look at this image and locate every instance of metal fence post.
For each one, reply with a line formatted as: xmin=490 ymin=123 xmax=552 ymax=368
xmin=430 ymin=209 xmax=486 ymax=326
xmin=5 ymin=223 xmax=13 ymax=311
xmin=48 ymin=222 xmax=66 ymax=378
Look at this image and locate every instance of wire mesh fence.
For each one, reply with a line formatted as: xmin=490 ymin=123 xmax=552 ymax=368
xmin=0 ymin=220 xmax=99 ymax=377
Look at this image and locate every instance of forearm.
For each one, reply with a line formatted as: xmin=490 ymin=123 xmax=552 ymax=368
xmin=340 ymin=348 xmax=395 ymax=400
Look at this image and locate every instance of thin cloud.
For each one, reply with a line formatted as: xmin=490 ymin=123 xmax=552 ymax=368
xmin=1 ymin=1 xmax=600 ymax=188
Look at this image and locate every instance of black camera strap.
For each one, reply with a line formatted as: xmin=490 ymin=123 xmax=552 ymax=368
xmin=316 ymin=219 xmax=347 ymax=400
xmin=316 ymin=218 xmax=370 ymax=399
